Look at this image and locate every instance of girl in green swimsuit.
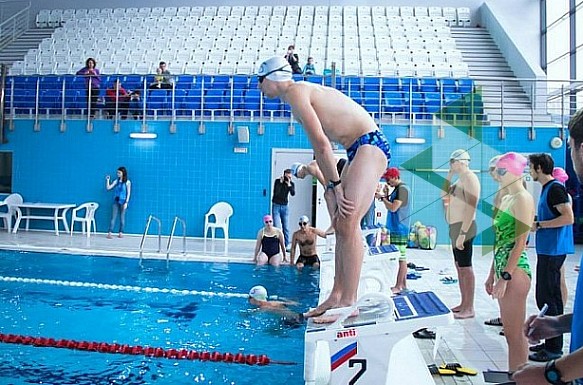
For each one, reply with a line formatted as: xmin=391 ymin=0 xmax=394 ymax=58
xmin=485 ymin=152 xmax=534 ymax=372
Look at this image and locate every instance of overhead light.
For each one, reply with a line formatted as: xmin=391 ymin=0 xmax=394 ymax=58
xmin=395 ymin=137 xmax=426 ymax=144
xmin=129 ymin=132 xmax=157 ymax=139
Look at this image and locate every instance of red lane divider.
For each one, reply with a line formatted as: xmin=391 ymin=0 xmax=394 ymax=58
xmin=0 ymin=333 xmax=274 ymax=365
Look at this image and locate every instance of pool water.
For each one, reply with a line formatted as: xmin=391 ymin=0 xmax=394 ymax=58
xmin=0 ymin=250 xmax=320 ymax=384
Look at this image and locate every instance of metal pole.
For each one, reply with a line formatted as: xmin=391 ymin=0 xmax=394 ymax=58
xmin=0 ymin=64 xmax=5 ymax=143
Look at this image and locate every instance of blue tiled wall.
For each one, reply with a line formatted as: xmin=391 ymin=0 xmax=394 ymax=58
xmin=1 ymin=119 xmax=566 ymax=243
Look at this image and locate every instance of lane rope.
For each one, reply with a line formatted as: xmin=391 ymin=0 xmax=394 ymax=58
xmin=0 ymin=332 xmax=297 ymax=366
xmin=0 ymin=275 xmax=248 ymax=298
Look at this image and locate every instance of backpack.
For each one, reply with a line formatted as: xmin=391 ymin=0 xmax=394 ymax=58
xmin=407 ymin=222 xmax=422 ymax=248
xmin=417 ymin=225 xmax=437 ymax=250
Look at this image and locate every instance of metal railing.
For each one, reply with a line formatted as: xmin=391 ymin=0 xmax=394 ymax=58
xmin=139 ymin=214 xmax=161 ymax=267
xmin=2 ymin=72 xmax=582 ymax=131
xmin=0 ymin=2 xmax=30 ymax=51
xmin=166 ymin=216 xmax=186 ymax=262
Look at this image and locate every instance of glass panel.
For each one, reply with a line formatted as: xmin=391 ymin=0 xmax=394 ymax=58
xmin=577 ymin=2 xmax=583 ymax=49
xmin=547 ymin=53 xmax=570 ymax=80
xmin=578 ymin=48 xmax=583 ymax=110
xmin=546 ymin=0 xmax=569 ymax=25
xmin=547 ymin=18 xmax=570 ymax=63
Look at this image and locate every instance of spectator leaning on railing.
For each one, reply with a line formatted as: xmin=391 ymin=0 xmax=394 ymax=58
xmin=76 ymin=58 xmax=101 ymax=117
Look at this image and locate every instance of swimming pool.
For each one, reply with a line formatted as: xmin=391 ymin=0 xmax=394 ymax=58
xmin=0 ymin=250 xmax=319 ymax=384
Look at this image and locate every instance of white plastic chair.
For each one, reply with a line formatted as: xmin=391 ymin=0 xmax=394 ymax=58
xmin=0 ymin=193 xmax=23 ymax=233
xmin=70 ymin=202 xmax=99 ymax=237
xmin=204 ymin=202 xmax=233 ymax=253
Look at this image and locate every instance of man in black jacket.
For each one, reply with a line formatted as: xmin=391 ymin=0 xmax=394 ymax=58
xmin=272 ymin=169 xmax=295 ymax=250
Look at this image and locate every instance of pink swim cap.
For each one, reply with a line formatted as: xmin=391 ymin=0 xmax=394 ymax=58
xmin=263 ymin=214 xmax=273 ymax=223
xmin=496 ymin=152 xmax=527 ymax=177
xmin=553 ymin=167 xmax=569 ymax=183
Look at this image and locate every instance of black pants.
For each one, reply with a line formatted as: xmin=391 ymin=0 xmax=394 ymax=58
xmin=535 ymin=254 xmax=566 ymax=353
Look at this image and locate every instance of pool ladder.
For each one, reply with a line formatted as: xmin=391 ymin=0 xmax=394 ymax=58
xmin=139 ymin=215 xmax=187 ymax=267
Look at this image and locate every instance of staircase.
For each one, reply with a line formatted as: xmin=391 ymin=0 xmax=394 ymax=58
xmin=0 ymin=28 xmax=54 ymax=66
xmin=450 ymin=27 xmax=553 ymax=127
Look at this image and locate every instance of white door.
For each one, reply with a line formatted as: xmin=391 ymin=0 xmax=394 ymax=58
xmin=272 ymin=149 xmax=314 ymax=238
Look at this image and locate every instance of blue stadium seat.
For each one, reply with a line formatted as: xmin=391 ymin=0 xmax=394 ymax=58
xmin=419 ymin=78 xmax=439 ymax=93
xmin=363 ymin=77 xmax=381 ymax=91
xmin=229 ymin=89 xmax=245 ymax=116
xmin=440 ymin=78 xmax=457 ymax=93
xmin=323 ymin=75 xmax=342 ymax=90
xmin=212 ymin=75 xmax=230 ymax=90
xmin=181 ymin=89 xmax=202 ymax=116
xmin=362 ymin=90 xmax=381 ymax=115
xmin=39 ymin=76 xmax=63 ymax=91
xmin=123 ymin=75 xmax=145 ymax=90
xmin=196 ymin=75 xmax=213 ymax=89
xmin=243 ymin=89 xmax=261 ymax=117
xmin=383 ymin=91 xmax=404 ymax=113
xmin=424 ymin=92 xmax=442 ymax=114
xmin=232 ymin=75 xmax=249 ymax=90
xmin=306 ymin=75 xmax=324 ymax=84
xmin=147 ymin=89 xmax=169 ymax=116
xmin=39 ymin=89 xmax=62 ymax=114
xmin=457 ymin=78 xmax=474 ymax=94
xmin=204 ymin=89 xmax=224 ymax=116
xmin=263 ymin=96 xmax=281 ymax=117
xmin=292 ymin=74 xmax=304 ymax=82
xmin=401 ymin=77 xmax=419 ymax=92
xmin=381 ymin=77 xmax=400 ymax=92
xmin=175 ymin=75 xmax=195 ymax=90
xmin=404 ymin=92 xmax=424 ymax=115
xmin=343 ymin=76 xmax=361 ymax=93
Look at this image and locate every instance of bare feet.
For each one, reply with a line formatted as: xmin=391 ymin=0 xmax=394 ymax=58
xmin=576 ymin=265 xmax=580 ymax=272
xmin=453 ymin=310 xmax=475 ymax=319
xmin=391 ymin=286 xmax=404 ymax=294
xmin=325 ymin=226 xmax=335 ymax=235
xmin=303 ymin=294 xmax=342 ymax=319
xmin=312 ymin=307 xmax=359 ymax=324
xmin=106 ymin=233 xmax=112 ymax=239
xmin=450 ymin=305 xmax=462 ymax=313
xmin=118 ymin=233 xmax=123 ymax=238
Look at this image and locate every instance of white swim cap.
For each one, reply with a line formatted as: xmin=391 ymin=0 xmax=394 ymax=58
xmin=299 ymin=215 xmax=309 ymax=223
xmin=257 ymin=56 xmax=293 ymax=82
xmin=249 ymin=285 xmax=268 ymax=301
xmin=450 ymin=149 xmax=471 ymax=161
xmin=290 ymin=162 xmax=304 ymax=177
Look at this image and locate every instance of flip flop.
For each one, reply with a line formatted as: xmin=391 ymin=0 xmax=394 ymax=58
xmin=440 ymin=363 xmax=478 ymax=376
xmin=484 ymin=317 xmax=503 ymax=326
xmin=413 ymin=328 xmax=436 ymax=339
xmin=440 ymin=276 xmax=458 ymax=284
xmin=406 ymin=272 xmax=422 ymax=280
xmin=427 ymin=364 xmax=455 ymax=376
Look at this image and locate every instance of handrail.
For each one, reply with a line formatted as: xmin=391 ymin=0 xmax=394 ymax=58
xmin=166 ymin=216 xmax=186 ymax=263
xmin=139 ymin=214 xmax=162 ymax=267
xmin=3 ymin=73 xmax=582 ymax=129
xmin=0 ymin=3 xmax=30 ymax=51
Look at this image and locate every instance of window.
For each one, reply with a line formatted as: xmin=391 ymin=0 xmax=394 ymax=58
xmin=0 ymin=152 xmax=12 ymax=194
xmin=547 ymin=53 xmax=570 ymax=81
xmin=546 ymin=1 xmax=569 ymax=26
xmin=546 ymin=17 xmax=570 ymax=63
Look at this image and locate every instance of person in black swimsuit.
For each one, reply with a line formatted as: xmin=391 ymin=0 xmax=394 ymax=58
xmin=254 ymin=214 xmax=287 ymax=266
xmin=290 ymin=215 xmax=327 ymax=270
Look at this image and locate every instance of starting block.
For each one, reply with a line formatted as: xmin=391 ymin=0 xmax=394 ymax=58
xmin=304 ymin=291 xmax=453 ymax=385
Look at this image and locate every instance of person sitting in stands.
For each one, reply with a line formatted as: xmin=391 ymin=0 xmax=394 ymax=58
xmin=128 ymin=90 xmax=142 ymax=120
xmin=105 ymin=79 xmax=129 ymax=119
xmin=303 ymin=57 xmax=316 ymax=75
xmin=149 ymin=61 xmax=173 ymax=89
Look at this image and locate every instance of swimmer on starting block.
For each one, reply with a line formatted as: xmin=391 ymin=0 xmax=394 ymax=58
xmin=257 ymin=56 xmax=390 ymax=323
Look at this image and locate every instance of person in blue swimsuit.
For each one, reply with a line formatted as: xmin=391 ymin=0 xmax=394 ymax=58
xmin=105 ymin=166 xmax=131 ymax=239
xmin=253 ymin=214 xmax=287 ymax=266
xmin=513 ymin=108 xmax=583 ymax=384
xmin=257 ymin=56 xmax=391 ymax=321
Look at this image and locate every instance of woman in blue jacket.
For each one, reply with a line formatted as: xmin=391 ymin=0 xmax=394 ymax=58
xmin=105 ymin=166 xmax=131 ymax=239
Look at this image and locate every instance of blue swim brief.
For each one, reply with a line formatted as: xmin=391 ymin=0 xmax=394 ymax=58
xmin=346 ymin=130 xmax=391 ymax=164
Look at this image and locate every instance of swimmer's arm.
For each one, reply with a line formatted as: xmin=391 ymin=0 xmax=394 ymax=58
xmin=290 ymin=232 xmax=298 ymax=263
xmin=314 ymin=227 xmax=327 ymax=238
xmin=253 ymin=230 xmax=262 ymax=261
xmin=460 ymin=174 xmax=480 ymax=233
xmin=307 ymin=161 xmax=326 ymax=186
xmin=506 ymin=194 xmax=533 ymax=274
xmin=539 ymin=202 xmax=574 ymax=229
xmin=289 ymin=90 xmax=340 ymax=185
xmin=278 ymin=229 xmax=287 ymax=261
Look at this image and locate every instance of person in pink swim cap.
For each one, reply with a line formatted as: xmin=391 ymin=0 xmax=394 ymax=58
xmin=486 ymin=152 xmax=534 ymax=371
xmin=253 ymin=214 xmax=286 ymax=266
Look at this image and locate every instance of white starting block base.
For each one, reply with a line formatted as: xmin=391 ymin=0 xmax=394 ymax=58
xmin=305 ymin=232 xmax=453 ymax=385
